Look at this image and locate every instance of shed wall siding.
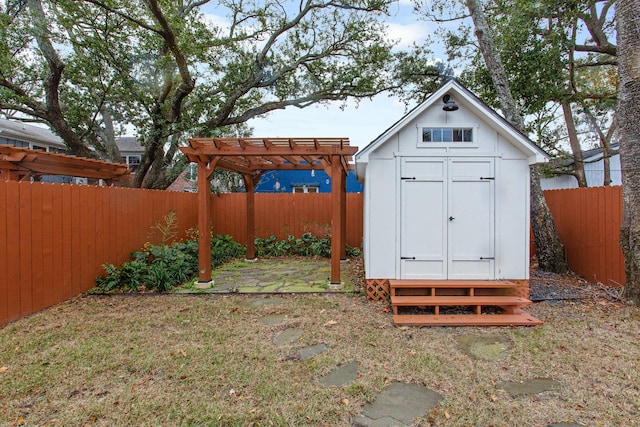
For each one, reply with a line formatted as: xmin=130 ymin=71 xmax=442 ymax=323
xmin=364 ymin=158 xmax=397 ymax=278
xmin=495 ymin=158 xmax=529 ymax=279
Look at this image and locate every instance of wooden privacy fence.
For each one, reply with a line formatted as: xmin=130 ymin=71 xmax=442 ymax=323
xmin=0 ymin=182 xmax=363 ymax=326
xmin=543 ymin=186 xmax=625 ymax=287
xmin=0 ymin=181 xmax=199 ymax=326
xmin=210 ymin=193 xmax=363 ymax=248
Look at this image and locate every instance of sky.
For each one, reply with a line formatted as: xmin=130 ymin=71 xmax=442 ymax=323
xmin=201 ymin=0 xmax=442 ymax=151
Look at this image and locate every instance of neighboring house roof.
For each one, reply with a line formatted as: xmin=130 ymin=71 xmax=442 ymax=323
xmin=0 ymin=118 xmax=66 ymax=149
xmin=355 ymin=79 xmax=549 ymax=178
xmin=0 ymin=118 xmax=143 ymax=155
xmin=116 ymin=136 xmax=144 ymax=154
xmin=551 ymin=143 xmax=620 ymax=168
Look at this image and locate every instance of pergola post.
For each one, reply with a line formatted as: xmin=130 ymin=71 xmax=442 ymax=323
xmin=197 ymin=160 xmax=213 ymax=285
xmin=330 ymin=154 xmax=344 ymax=284
xmin=243 ymin=174 xmax=258 ymax=260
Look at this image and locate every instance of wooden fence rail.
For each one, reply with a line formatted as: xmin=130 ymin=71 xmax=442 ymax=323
xmin=543 ymin=186 xmax=625 ymax=287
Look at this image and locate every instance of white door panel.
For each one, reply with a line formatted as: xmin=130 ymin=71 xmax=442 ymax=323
xmin=400 ymin=157 xmax=495 ymax=279
xmin=400 ymin=159 xmax=447 ymax=279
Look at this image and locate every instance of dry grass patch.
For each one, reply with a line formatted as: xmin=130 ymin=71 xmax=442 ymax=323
xmin=0 ymin=292 xmax=639 ymax=426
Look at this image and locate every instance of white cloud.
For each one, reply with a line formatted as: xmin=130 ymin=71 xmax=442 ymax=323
xmin=386 ymin=21 xmax=430 ymax=48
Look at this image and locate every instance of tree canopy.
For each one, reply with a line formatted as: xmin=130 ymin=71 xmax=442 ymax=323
xmin=414 ymin=0 xmax=618 ymax=186
xmin=1 ymin=0 xmax=434 ymax=188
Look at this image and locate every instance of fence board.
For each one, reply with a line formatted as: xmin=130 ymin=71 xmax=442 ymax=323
xmin=61 ymin=185 xmax=73 ymax=300
xmin=51 ymin=185 xmax=64 ymax=305
xmin=19 ymin=184 xmax=33 ymax=316
xmin=40 ymin=184 xmax=54 ymax=311
xmin=0 ymin=181 xmax=7 ymax=323
xmin=5 ymin=181 xmax=20 ymax=322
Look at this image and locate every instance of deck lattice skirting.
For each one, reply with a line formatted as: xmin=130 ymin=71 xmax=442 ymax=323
xmin=365 ymin=279 xmax=391 ymax=302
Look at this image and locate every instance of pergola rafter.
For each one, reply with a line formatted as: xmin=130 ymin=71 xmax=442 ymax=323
xmin=180 ymin=137 xmax=356 ymax=285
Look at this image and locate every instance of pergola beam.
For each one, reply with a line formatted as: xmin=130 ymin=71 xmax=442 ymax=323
xmin=0 ymin=146 xmax=130 ymax=183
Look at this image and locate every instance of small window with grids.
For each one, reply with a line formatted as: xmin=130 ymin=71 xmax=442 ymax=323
xmin=421 ymin=127 xmax=473 ymax=143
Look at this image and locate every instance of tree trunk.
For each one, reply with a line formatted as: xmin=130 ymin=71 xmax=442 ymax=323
xmin=561 ymin=100 xmax=587 ymax=187
xmin=530 ymin=165 xmax=569 ymax=272
xmin=617 ymin=0 xmax=640 ymax=304
xmin=465 ymin=0 xmax=568 ymax=273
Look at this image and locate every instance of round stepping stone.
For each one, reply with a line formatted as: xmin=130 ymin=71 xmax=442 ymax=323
xmin=273 ymin=328 xmax=303 ymax=346
xmin=299 ymin=343 xmax=328 ymax=360
xmin=456 ymin=334 xmax=510 ymax=361
xmin=353 ymin=382 xmax=443 ymax=427
xmin=497 ymin=378 xmax=561 ymax=397
xmin=319 ymin=361 xmax=359 ymax=387
xmin=258 ymin=314 xmax=288 ymax=325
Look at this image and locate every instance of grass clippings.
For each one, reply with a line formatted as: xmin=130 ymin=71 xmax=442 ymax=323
xmin=1 ymin=273 xmax=639 ymax=426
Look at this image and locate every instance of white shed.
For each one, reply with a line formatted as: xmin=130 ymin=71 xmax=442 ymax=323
xmin=355 ymin=80 xmax=548 ymax=326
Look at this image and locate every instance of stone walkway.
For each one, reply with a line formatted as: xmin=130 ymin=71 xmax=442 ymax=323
xmin=242 ymin=294 xmax=577 ymax=427
xmin=179 ymin=259 xmax=584 ymax=426
xmin=175 ymin=258 xmax=356 ymax=293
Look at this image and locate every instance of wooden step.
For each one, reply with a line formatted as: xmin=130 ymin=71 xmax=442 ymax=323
xmin=393 ymin=313 xmax=543 ymax=327
xmin=391 ymin=295 xmax=531 ymax=307
xmin=387 ymin=279 xmax=542 ymax=326
xmin=389 ymin=279 xmax=517 ymax=289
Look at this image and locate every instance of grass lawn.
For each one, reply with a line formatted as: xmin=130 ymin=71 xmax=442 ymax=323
xmin=1 ymin=280 xmax=639 ymax=426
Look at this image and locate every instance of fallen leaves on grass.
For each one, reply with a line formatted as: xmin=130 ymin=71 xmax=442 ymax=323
xmin=0 ymin=366 xmax=7 ymax=373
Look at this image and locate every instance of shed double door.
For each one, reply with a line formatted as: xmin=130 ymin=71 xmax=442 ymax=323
xmin=400 ymin=157 xmax=495 ymax=280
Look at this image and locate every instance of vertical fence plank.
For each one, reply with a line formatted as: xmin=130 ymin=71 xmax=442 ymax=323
xmin=40 ymin=184 xmax=54 ymax=310
xmin=18 ymin=183 xmax=33 ymax=316
xmin=51 ymin=184 xmax=64 ymax=305
xmin=61 ymin=185 xmax=73 ymax=300
xmin=31 ymin=183 xmax=45 ymax=311
xmin=0 ymin=182 xmax=8 ymax=324
xmin=5 ymin=181 xmax=21 ymax=322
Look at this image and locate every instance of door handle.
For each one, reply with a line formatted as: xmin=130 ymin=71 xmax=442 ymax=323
xmin=449 ymin=216 xmax=455 ymax=221
xmin=480 ymin=257 xmax=495 ymax=260
xmin=401 ymin=256 xmax=416 ymax=260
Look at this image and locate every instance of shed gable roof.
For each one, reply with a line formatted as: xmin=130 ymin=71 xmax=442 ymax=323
xmin=355 ymin=80 xmax=549 ymax=169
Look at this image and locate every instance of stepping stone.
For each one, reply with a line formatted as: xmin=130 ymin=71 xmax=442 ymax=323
xmin=497 ymin=378 xmax=561 ymax=397
xmin=353 ymin=382 xmax=443 ymax=427
xmin=258 ymin=314 xmax=288 ymax=325
xmin=456 ymin=334 xmax=510 ymax=361
xmin=319 ymin=361 xmax=359 ymax=387
xmin=299 ymin=343 xmax=328 ymax=360
xmin=239 ymin=298 xmax=284 ymax=308
xmin=273 ymin=328 xmax=303 ymax=346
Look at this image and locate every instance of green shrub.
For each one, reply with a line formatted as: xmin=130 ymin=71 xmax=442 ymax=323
xmin=95 ymin=233 xmax=244 ymax=293
xmin=254 ymin=232 xmax=360 ymax=258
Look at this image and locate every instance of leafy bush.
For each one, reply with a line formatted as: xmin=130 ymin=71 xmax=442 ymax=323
xmin=95 ymin=234 xmax=245 ymax=293
xmin=254 ymin=232 xmax=361 ymax=258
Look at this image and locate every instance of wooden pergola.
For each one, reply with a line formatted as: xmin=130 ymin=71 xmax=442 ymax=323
xmin=180 ymin=137 xmax=357 ymax=286
xmin=0 ymin=146 xmax=130 ymax=184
